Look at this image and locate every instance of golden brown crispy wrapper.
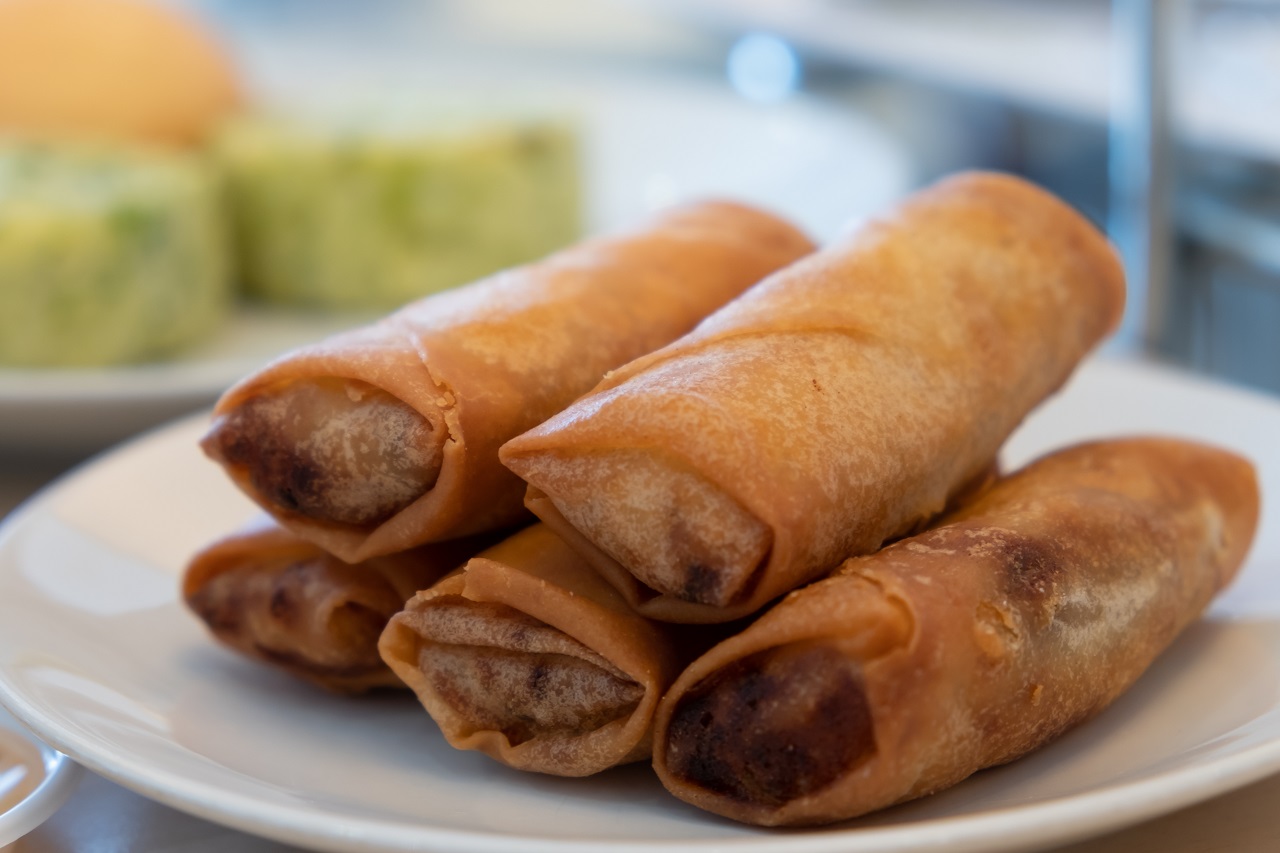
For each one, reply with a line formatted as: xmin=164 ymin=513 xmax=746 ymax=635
xmin=502 ymin=172 xmax=1127 ymax=623
xmin=202 ymin=202 xmax=814 ymax=562
xmin=652 ymin=438 xmax=1260 ymax=826
xmin=183 ymin=518 xmax=497 ymax=693
xmin=379 ymin=524 xmax=723 ymax=776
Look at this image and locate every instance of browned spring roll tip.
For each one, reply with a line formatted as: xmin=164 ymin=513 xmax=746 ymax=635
xmin=503 ymin=172 xmax=1127 ymax=623
xmin=653 ymin=438 xmax=1259 ymax=826
xmin=398 ymin=597 xmax=646 ymax=749
xmin=663 ymin=642 xmax=877 ymax=809
xmin=205 ymin=201 xmax=814 ymax=563
xmin=183 ymin=519 xmax=497 ymax=693
xmin=203 ymin=378 xmax=447 ymax=527
xmin=379 ymin=524 xmax=725 ymax=776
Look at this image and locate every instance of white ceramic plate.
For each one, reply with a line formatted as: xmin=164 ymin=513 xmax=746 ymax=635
xmin=0 ymin=705 xmax=82 ymax=847
xmin=0 ymin=73 xmax=910 ymax=455
xmin=1 ymin=357 xmax=1278 ymax=853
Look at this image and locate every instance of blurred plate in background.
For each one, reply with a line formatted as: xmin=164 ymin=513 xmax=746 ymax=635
xmin=0 ymin=71 xmax=910 ymax=456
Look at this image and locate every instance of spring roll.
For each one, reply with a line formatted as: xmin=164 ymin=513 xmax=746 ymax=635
xmin=202 ymin=201 xmax=814 ymax=563
xmin=379 ymin=524 xmax=724 ymax=776
xmin=183 ymin=518 xmax=499 ymax=693
xmin=652 ymin=437 xmax=1260 ymax=826
xmin=502 ymin=172 xmax=1126 ymax=622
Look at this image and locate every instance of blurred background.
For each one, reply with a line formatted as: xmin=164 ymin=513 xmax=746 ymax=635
xmin=1 ymin=4 xmax=1279 ymax=844
xmin=1 ymin=0 xmax=1278 ymax=465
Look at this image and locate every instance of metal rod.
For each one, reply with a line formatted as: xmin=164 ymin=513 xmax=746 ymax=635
xmin=1108 ymin=0 xmax=1176 ymax=354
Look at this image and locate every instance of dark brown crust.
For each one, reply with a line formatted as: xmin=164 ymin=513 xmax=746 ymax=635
xmin=664 ymin=643 xmax=874 ymax=807
xmin=652 ymin=438 xmax=1260 ymax=825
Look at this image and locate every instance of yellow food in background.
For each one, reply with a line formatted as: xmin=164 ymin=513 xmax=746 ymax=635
xmin=0 ymin=0 xmax=586 ymax=363
xmin=0 ymin=0 xmax=241 ymax=146
xmin=0 ymin=139 xmax=232 ymax=367
xmin=217 ymin=115 xmax=582 ymax=311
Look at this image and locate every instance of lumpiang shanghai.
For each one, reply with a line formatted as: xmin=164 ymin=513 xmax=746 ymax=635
xmin=1 ymin=1 xmax=1277 ymax=850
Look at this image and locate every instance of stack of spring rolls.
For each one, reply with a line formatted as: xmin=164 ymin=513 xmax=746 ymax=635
xmin=188 ymin=172 xmax=1261 ymax=825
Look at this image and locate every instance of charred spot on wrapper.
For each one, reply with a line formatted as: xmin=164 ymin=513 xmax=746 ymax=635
xmin=680 ymin=563 xmax=720 ymax=604
xmin=664 ymin=642 xmax=874 ymax=807
xmin=268 ymin=584 xmax=292 ymax=619
xmin=1001 ymin=534 xmax=1067 ymax=598
xmin=956 ymin=526 xmax=1072 ymax=611
xmin=526 ymin=662 xmax=550 ymax=698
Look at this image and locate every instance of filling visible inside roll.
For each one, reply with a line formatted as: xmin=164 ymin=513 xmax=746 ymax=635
xmin=256 ymin=600 xmax=387 ymax=678
xmin=187 ymin=555 xmax=406 ymax=679
xmin=412 ymin=597 xmax=645 ymax=745
xmin=203 ymin=378 xmax=447 ymax=527
xmin=662 ymin=643 xmax=875 ymax=807
xmin=532 ymin=450 xmax=772 ymax=607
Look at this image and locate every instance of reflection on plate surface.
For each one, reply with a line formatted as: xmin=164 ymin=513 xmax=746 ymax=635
xmin=0 ymin=73 xmax=910 ymax=455
xmin=0 ymin=358 xmax=1278 ymax=853
xmin=0 ymin=705 xmax=82 ymax=847
xmin=0 ymin=727 xmax=43 ymax=812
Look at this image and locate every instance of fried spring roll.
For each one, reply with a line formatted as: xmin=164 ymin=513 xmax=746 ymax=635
xmin=183 ymin=519 xmax=497 ymax=693
xmin=653 ymin=438 xmax=1260 ymax=826
xmin=379 ymin=524 xmax=722 ymax=776
xmin=202 ymin=202 xmax=814 ymax=562
xmin=502 ymin=172 xmax=1126 ymax=622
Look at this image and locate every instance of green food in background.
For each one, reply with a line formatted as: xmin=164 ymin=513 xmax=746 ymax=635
xmin=216 ymin=115 xmax=582 ymax=311
xmin=0 ymin=139 xmax=231 ymax=367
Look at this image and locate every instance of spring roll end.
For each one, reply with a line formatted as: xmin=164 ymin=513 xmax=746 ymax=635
xmin=184 ymin=560 xmax=398 ymax=690
xmin=510 ymin=449 xmax=772 ymax=607
xmin=203 ymin=378 xmax=446 ymax=528
xmin=661 ymin=642 xmax=874 ymax=813
xmin=405 ymin=598 xmax=645 ymax=752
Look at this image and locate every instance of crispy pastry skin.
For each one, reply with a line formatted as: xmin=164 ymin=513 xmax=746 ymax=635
xmin=202 ymin=202 xmax=814 ymax=562
xmin=379 ymin=524 xmax=722 ymax=776
xmin=652 ymin=438 xmax=1260 ymax=826
xmin=502 ymin=172 xmax=1126 ymax=623
xmin=183 ymin=519 xmax=496 ymax=693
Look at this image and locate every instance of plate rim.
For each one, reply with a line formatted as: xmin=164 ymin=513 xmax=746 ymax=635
xmin=5 ymin=646 xmax=1280 ymax=853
